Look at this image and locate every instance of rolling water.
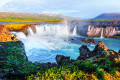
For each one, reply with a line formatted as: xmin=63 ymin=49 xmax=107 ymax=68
xmin=12 ymin=23 xmax=120 ymax=63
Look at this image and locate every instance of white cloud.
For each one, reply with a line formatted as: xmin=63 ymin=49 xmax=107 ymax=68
xmin=0 ymin=0 xmax=15 ymax=8
xmin=1 ymin=0 xmax=120 ymax=18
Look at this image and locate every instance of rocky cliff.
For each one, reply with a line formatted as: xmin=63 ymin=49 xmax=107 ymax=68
xmin=1 ymin=24 xmax=37 ymax=35
xmin=70 ymin=21 xmax=120 ymax=37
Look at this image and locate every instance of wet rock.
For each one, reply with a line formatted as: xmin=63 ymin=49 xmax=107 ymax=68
xmin=79 ymin=45 xmax=90 ymax=56
xmin=55 ymin=55 xmax=70 ymax=65
xmin=78 ymin=41 xmax=110 ymax=60
xmin=77 ymin=45 xmax=93 ymax=60
xmin=30 ymin=24 xmax=36 ymax=33
xmin=71 ymin=38 xmax=74 ymax=40
xmin=82 ymin=38 xmax=96 ymax=43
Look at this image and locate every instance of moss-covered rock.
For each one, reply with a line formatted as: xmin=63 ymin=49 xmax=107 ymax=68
xmin=82 ymin=38 xmax=96 ymax=44
xmin=0 ymin=41 xmax=28 ymax=76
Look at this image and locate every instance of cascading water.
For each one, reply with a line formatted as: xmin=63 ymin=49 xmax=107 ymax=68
xmin=73 ymin=26 xmax=77 ymax=36
xmin=12 ymin=23 xmax=120 ymax=63
xmin=100 ymin=28 xmax=104 ymax=38
xmin=14 ymin=23 xmax=80 ymax=63
xmin=28 ymin=27 xmax=34 ymax=35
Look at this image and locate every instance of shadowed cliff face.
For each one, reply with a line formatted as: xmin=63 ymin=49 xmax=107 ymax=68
xmin=70 ymin=21 xmax=120 ymax=37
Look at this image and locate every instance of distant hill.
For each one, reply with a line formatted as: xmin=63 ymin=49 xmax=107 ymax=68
xmin=0 ymin=12 xmax=64 ymax=22
xmin=93 ymin=13 xmax=120 ymax=20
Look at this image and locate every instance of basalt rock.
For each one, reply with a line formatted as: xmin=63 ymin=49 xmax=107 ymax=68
xmin=55 ymin=55 xmax=70 ymax=65
xmin=78 ymin=41 xmax=109 ymax=60
xmin=77 ymin=45 xmax=91 ymax=60
xmin=78 ymin=41 xmax=120 ymax=61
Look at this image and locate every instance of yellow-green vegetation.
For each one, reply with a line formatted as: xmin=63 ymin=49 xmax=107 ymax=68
xmin=111 ymin=36 xmax=120 ymax=38
xmin=3 ymin=24 xmax=31 ymax=31
xmin=0 ymin=12 xmax=63 ymax=22
xmin=1 ymin=43 xmax=120 ymax=80
xmin=26 ymin=51 xmax=120 ymax=80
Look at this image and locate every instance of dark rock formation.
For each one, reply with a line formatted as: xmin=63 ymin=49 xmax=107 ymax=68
xmin=79 ymin=45 xmax=90 ymax=56
xmin=77 ymin=45 xmax=91 ymax=60
xmin=78 ymin=41 xmax=120 ymax=61
xmin=82 ymin=39 xmax=96 ymax=44
xmin=119 ymin=50 xmax=120 ymax=53
xmin=55 ymin=55 xmax=70 ymax=65
xmin=77 ymin=41 xmax=109 ymax=60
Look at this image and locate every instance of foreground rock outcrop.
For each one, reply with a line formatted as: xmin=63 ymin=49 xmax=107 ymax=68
xmin=78 ymin=41 xmax=120 ymax=61
xmin=55 ymin=55 xmax=70 ymax=65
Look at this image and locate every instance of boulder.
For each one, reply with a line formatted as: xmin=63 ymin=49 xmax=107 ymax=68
xmin=55 ymin=55 xmax=70 ymax=65
xmin=82 ymin=38 xmax=96 ymax=43
xmin=119 ymin=50 xmax=120 ymax=53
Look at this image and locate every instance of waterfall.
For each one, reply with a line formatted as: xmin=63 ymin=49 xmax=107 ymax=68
xmin=35 ymin=24 xmax=69 ymax=37
xmin=28 ymin=27 xmax=34 ymax=35
xmin=100 ymin=28 xmax=104 ymax=38
xmin=73 ymin=26 xmax=77 ymax=36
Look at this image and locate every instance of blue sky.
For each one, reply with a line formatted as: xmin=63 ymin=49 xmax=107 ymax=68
xmin=0 ymin=0 xmax=120 ymax=19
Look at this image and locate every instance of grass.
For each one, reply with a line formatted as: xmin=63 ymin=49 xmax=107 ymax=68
xmin=26 ymin=51 xmax=120 ymax=80
xmin=3 ymin=24 xmax=31 ymax=31
xmin=1 ymin=44 xmax=120 ymax=80
xmin=0 ymin=12 xmax=63 ymax=23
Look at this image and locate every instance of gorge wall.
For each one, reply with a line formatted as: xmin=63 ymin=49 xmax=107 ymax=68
xmin=70 ymin=21 xmax=120 ymax=37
